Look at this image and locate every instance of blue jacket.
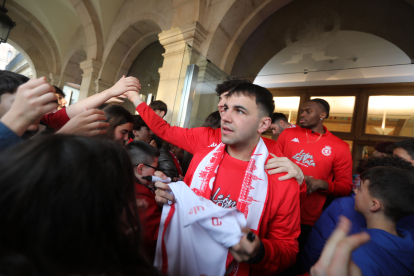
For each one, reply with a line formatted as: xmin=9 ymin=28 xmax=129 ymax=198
xmin=353 ymin=228 xmax=414 ymax=276
xmin=301 ymin=194 xmax=414 ymax=272
xmin=0 ymin=121 xmax=22 ymax=152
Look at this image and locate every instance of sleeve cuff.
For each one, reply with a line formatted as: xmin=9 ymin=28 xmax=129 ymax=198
xmin=136 ymin=102 xmax=147 ymax=113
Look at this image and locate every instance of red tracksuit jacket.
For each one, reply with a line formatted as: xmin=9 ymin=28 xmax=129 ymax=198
xmin=41 ymin=107 xmax=70 ymax=130
xmin=277 ymin=126 xmax=353 ymax=225
xmin=184 ymin=143 xmax=301 ymax=275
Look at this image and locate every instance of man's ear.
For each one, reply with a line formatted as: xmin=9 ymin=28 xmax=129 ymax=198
xmin=320 ymin=111 xmax=327 ymax=120
xmin=160 ymin=111 xmax=166 ymax=118
xmin=132 ymin=130 xmax=139 ymax=138
xmin=136 ymin=164 xmax=145 ymax=176
xmin=370 ymin=198 xmax=381 ymax=212
xmin=258 ymin=117 xmax=272 ymax=134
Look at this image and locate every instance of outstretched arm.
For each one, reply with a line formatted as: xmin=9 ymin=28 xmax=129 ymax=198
xmin=66 ymin=76 xmax=140 ymax=118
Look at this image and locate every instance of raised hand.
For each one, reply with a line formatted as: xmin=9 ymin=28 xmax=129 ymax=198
xmin=57 ymin=108 xmax=108 ymax=136
xmin=108 ymin=76 xmax=141 ymax=98
xmin=265 ymin=153 xmax=304 ymax=184
xmin=1 ymin=77 xmax=57 ymax=136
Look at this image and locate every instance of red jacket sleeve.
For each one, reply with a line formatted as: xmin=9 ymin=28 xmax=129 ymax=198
xmin=319 ymin=142 xmax=353 ymax=197
xmin=41 ymin=108 xmax=70 ymax=130
xmin=136 ymin=103 xmax=220 ymax=154
xmin=137 ymin=191 xmax=161 ymax=263
xmin=251 ymin=178 xmax=301 ymax=275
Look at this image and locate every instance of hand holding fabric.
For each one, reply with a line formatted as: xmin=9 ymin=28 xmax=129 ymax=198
xmin=229 ymin=228 xmax=261 ymax=262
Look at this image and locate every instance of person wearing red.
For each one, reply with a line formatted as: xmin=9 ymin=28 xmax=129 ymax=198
xmin=126 ymin=140 xmax=162 ymax=264
xmin=277 ymin=98 xmax=352 ymax=275
xmin=125 ymin=79 xmax=306 ymax=186
xmin=155 ymin=84 xmax=301 ymax=275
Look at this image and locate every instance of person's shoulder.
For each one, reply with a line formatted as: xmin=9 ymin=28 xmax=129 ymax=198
xmin=326 ymin=130 xmax=350 ymax=147
xmin=192 ymin=146 xmax=216 ymax=161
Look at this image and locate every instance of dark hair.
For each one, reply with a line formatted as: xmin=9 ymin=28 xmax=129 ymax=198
xmin=53 ymin=86 xmax=65 ymax=97
xmin=0 ymin=135 xmax=159 ymax=276
xmin=0 ymin=70 xmax=29 ymax=101
xmin=388 ymin=139 xmax=414 ymax=159
xmin=202 ymin=111 xmax=221 ymax=129
xmin=357 ymin=156 xmax=414 ymax=174
xmin=360 ymin=166 xmax=414 ymax=222
xmin=271 ymin=112 xmax=288 ymax=124
xmin=215 ymin=78 xmax=251 ymax=96
xmin=310 ymin=98 xmax=330 ymax=118
xmin=126 ymin=140 xmax=160 ymax=166
xmin=227 ymin=83 xmax=275 ymax=117
xmin=130 ymin=115 xmax=149 ymax=139
xmin=149 ymin=100 xmax=167 ymax=116
xmin=103 ymin=105 xmax=134 ymax=141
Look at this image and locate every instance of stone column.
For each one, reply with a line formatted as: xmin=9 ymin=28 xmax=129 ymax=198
xmin=79 ymin=59 xmax=102 ymax=100
xmin=157 ymin=21 xmax=207 ymax=124
xmin=49 ymin=73 xmax=61 ymax=86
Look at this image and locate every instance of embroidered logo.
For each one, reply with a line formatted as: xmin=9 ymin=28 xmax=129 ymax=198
xmin=291 ymin=138 xmax=300 ymax=143
xmin=292 ymin=150 xmax=316 ymax=167
xmin=322 ymin=146 xmax=332 ymax=156
xmin=208 ymin=143 xmax=218 ymax=147
xmin=211 ymin=187 xmax=237 ymax=208
xmin=189 ymin=206 xmax=205 ymax=215
xmin=211 ymin=217 xmax=222 ymax=226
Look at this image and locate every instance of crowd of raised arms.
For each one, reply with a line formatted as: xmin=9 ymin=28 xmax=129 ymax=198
xmin=0 ymin=70 xmax=413 ymax=276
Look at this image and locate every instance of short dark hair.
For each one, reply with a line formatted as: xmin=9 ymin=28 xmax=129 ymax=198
xmin=130 ymin=115 xmax=149 ymax=139
xmin=360 ymin=166 xmax=414 ymax=222
xmin=388 ymin=139 xmax=414 ymax=159
xmin=310 ymin=98 xmax=330 ymax=118
xmin=215 ymin=78 xmax=251 ymax=96
xmin=53 ymin=85 xmax=65 ymax=97
xmin=271 ymin=112 xmax=288 ymax=124
xmin=0 ymin=70 xmax=29 ymax=101
xmin=202 ymin=111 xmax=221 ymax=129
xmin=149 ymin=100 xmax=167 ymax=116
xmin=227 ymin=83 xmax=275 ymax=117
xmin=103 ymin=105 xmax=134 ymax=140
xmin=357 ymin=156 xmax=414 ymax=174
xmin=126 ymin=140 xmax=160 ymax=166
xmin=0 ymin=135 xmax=158 ymax=275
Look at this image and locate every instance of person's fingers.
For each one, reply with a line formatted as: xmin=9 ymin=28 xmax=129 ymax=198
xmin=154 ymin=195 xmax=168 ymax=205
xmin=19 ymin=77 xmax=48 ymax=90
xmin=154 ymin=171 xmax=168 ymax=180
xmin=30 ymin=83 xmax=56 ymax=97
xmin=39 ymin=102 xmax=59 ymax=116
xmin=327 ymin=232 xmax=370 ymax=276
xmin=318 ymin=216 xmax=351 ymax=268
xmin=82 ymin=108 xmax=105 ymax=116
xmin=154 ymin=181 xmax=172 ymax=191
xmin=83 ymin=113 xmax=107 ymax=123
xmin=278 ymin=173 xmax=294 ymax=181
xmin=87 ymin=121 xmax=109 ymax=130
xmin=267 ymin=167 xmax=287 ymax=175
xmin=85 ymin=129 xmax=107 ymax=137
xmin=349 ymin=261 xmax=364 ymax=276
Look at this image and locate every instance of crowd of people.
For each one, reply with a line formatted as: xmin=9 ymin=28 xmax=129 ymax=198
xmin=0 ymin=69 xmax=413 ymax=276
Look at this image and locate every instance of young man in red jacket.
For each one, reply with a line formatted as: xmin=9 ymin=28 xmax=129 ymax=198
xmin=155 ymin=83 xmax=301 ymax=275
xmin=277 ymin=99 xmax=353 ymax=253
xmin=125 ymin=79 xmax=306 ymax=187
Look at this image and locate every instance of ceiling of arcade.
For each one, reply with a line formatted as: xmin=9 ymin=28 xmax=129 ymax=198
xmin=4 ymin=0 xmax=414 ymax=87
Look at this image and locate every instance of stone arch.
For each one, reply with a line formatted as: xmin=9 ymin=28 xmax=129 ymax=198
xmin=98 ymin=18 xmax=164 ymax=89
xmin=230 ymin=0 xmax=414 ymax=79
xmin=68 ymin=0 xmax=104 ymax=61
xmin=205 ymin=0 xmax=295 ymax=74
xmin=6 ymin=39 xmax=37 ymax=78
xmin=59 ymin=27 xmax=88 ymax=87
xmin=5 ymin=1 xmax=62 ymax=78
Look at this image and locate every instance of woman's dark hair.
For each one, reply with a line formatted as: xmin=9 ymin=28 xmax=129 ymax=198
xmin=360 ymin=166 xmax=414 ymax=223
xmin=103 ymin=105 xmax=134 ymax=141
xmin=0 ymin=135 xmax=159 ymax=276
xmin=202 ymin=111 xmax=221 ymax=129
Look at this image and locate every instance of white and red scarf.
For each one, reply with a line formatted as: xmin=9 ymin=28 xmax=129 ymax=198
xmin=191 ymin=137 xmax=269 ymax=232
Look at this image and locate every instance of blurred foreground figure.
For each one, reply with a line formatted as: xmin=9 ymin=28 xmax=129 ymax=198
xmin=0 ymin=135 xmax=159 ymax=276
